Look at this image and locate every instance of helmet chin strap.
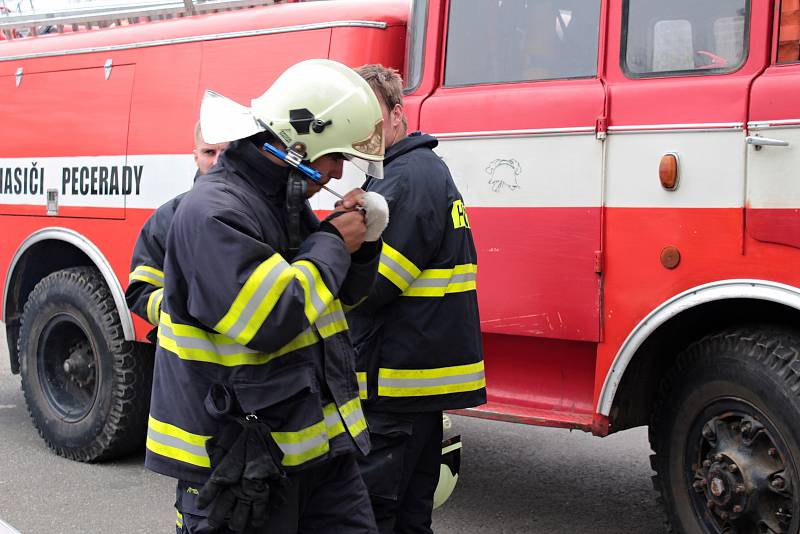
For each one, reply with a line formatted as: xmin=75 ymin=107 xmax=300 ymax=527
xmin=285 ymin=170 xmax=307 ymax=255
xmin=262 ymin=142 xmax=347 ymax=200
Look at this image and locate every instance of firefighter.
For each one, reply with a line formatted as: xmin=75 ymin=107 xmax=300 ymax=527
xmin=125 ymin=122 xmax=228 ymax=333
xmin=349 ymin=64 xmax=487 ymax=534
xmin=145 ymin=59 xmax=387 ymax=533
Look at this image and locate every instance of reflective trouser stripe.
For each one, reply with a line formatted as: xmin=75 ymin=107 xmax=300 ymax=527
xmin=214 ymin=254 xmax=295 ymax=345
xmin=147 ymin=287 xmax=164 ymax=326
xmin=130 ymin=265 xmax=164 ymax=287
xmin=176 ymin=510 xmax=183 ymax=529
xmin=379 ymin=242 xmax=421 ymax=291
xmin=377 ymin=361 xmax=486 ymax=397
xmin=315 ymin=300 xmax=348 ymax=338
xmin=159 ymin=312 xmax=320 ymax=367
xmin=146 ymin=415 xmax=211 ymax=468
xmin=356 ymin=371 xmax=367 ymax=400
xmin=402 ymin=264 xmax=477 ymax=297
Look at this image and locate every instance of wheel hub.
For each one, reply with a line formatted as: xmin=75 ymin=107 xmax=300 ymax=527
xmin=690 ymin=412 xmax=796 ymax=533
xmin=63 ymin=340 xmax=95 ymax=389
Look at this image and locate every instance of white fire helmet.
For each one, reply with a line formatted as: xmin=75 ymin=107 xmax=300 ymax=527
xmin=200 ymin=58 xmax=384 ymax=178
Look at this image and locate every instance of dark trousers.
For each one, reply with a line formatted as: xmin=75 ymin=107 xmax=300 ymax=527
xmin=176 ymin=453 xmax=377 ymax=534
xmin=357 ymin=411 xmax=443 ymax=534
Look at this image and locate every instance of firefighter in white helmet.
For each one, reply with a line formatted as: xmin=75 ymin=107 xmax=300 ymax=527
xmin=144 ymin=59 xmax=388 ymax=533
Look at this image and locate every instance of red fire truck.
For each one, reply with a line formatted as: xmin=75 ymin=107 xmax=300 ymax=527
xmin=2 ymin=0 xmax=800 ymax=531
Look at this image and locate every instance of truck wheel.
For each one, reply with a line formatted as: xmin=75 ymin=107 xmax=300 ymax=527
xmin=17 ymin=267 xmax=153 ymax=462
xmin=650 ymin=327 xmax=800 ymax=534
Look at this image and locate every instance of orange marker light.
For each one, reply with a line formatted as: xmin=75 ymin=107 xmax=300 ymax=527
xmin=659 ymin=153 xmax=679 ymax=191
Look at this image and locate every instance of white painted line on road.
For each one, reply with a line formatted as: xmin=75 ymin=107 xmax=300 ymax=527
xmin=0 ymin=405 xmax=16 ymax=409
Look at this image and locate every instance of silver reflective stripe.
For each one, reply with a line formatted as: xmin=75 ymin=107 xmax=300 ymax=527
xmin=380 ymin=253 xmax=417 ymax=286
xmin=132 ymin=266 xmax=164 ymax=285
xmin=147 ymin=427 xmax=208 ymax=459
xmin=294 ymin=264 xmax=328 ymax=319
xmin=342 ymin=404 xmax=365 ymax=430
xmin=325 ymin=409 xmax=343 ymax=429
xmin=408 ymin=271 xmax=477 ymax=289
xmin=148 ymin=288 xmax=163 ymax=325
xmin=379 ymin=371 xmax=485 ymax=389
xmin=274 ymin=432 xmax=327 ymax=456
xmin=224 ymin=259 xmax=290 ymax=341
xmin=315 ymin=306 xmax=347 ymax=332
xmin=160 ymin=321 xmax=260 ymax=356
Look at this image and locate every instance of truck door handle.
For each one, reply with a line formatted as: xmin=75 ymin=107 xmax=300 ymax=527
xmin=746 ymin=135 xmax=789 ymax=149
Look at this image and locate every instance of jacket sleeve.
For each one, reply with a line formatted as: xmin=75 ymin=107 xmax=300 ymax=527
xmin=358 ymin=158 xmax=446 ymax=313
xmin=338 ymin=240 xmax=381 ymax=310
xmin=126 ymin=203 xmax=173 ymax=326
xmin=177 ymin=204 xmax=353 ymax=354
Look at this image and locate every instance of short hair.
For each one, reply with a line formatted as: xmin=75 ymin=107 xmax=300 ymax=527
xmin=194 ymin=120 xmax=203 ymax=147
xmin=355 ymin=64 xmax=404 ymax=110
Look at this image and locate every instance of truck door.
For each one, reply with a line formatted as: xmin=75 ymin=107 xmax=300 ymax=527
xmin=601 ymin=0 xmax=768 ymax=373
xmin=0 ymin=63 xmax=134 ymax=219
xmin=419 ymin=0 xmax=605 ymax=421
xmin=746 ymin=1 xmax=800 ymax=251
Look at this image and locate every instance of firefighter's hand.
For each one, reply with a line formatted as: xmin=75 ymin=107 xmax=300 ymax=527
xmin=328 ymin=210 xmax=367 ymax=253
xmin=334 ymin=188 xmax=365 ymax=211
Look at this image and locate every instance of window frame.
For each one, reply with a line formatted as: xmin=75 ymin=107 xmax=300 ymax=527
xmin=441 ymin=0 xmax=602 ymax=89
xmin=619 ymin=0 xmax=751 ymax=80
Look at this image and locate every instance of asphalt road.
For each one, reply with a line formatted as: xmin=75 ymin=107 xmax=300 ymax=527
xmin=0 ymin=330 xmax=668 ymax=533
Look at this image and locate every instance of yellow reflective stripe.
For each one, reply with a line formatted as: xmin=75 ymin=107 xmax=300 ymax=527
xmin=338 ymin=397 xmax=368 ymax=437
xmin=271 ymin=420 xmax=330 ymax=467
xmin=292 ymin=260 xmax=334 ymax=325
xmin=323 ymin=403 xmax=345 ymax=439
xmin=315 ymin=300 xmax=349 ymax=338
xmin=159 ymin=313 xmax=320 ymax=367
xmin=379 ymin=242 xmax=421 ymax=291
xmin=214 ymin=254 xmax=294 ymax=345
xmin=356 ymin=371 xmax=367 ymax=400
xmin=176 ymin=511 xmax=183 ymax=529
xmin=146 ymin=415 xmax=211 ymax=468
xmin=377 ymin=361 xmax=486 ymax=397
xmin=146 ymin=287 xmax=164 ymax=326
xmin=129 ymin=265 xmax=164 ymax=287
xmin=401 ymin=263 xmax=478 ymax=297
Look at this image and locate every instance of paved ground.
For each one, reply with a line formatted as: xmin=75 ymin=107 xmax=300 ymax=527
xmin=0 ymin=328 xmax=667 ymax=533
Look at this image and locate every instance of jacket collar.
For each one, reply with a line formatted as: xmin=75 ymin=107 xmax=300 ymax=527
xmin=384 ymin=131 xmax=438 ymax=166
xmin=218 ymin=139 xmax=291 ymax=199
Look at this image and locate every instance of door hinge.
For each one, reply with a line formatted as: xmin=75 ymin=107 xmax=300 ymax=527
xmin=594 ymin=250 xmax=604 ymax=274
xmin=596 ymin=116 xmax=607 ymax=140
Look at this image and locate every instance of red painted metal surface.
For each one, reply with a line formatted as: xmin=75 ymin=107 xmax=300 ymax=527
xmin=2 ymin=0 xmax=800 ymax=438
xmin=747 ymin=208 xmax=800 ymax=249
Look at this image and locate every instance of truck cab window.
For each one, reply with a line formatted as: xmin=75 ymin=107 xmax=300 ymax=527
xmin=444 ymin=0 xmax=601 ymax=87
xmin=778 ymin=0 xmax=800 ymax=63
xmin=623 ymin=0 xmax=748 ymax=77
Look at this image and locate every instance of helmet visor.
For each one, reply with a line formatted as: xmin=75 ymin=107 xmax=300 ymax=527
xmin=346 ymin=155 xmax=383 ymax=180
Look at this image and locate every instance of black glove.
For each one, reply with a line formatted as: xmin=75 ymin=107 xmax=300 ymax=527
xmin=198 ymin=418 xmax=287 ymax=532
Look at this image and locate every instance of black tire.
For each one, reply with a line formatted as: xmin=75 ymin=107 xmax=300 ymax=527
xmin=650 ymin=327 xmax=800 ymax=534
xmin=17 ymin=266 xmax=153 ymax=462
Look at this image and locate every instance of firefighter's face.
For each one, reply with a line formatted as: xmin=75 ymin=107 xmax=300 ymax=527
xmin=194 ymin=140 xmax=229 ymax=175
xmin=305 ymin=153 xmax=345 ymax=198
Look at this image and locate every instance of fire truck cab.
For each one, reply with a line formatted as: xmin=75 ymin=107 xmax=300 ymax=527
xmin=2 ymin=0 xmax=800 ymax=532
